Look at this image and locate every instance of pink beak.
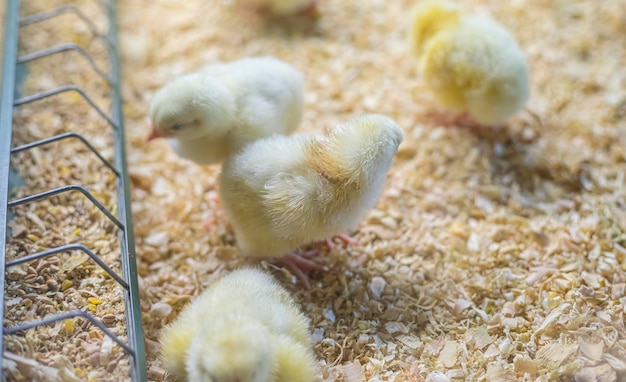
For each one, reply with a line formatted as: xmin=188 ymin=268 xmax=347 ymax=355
xmin=146 ymin=126 xmax=161 ymax=142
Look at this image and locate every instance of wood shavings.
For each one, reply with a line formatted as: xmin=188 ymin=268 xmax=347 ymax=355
xmin=425 ymin=371 xmax=451 ymax=382
xmin=465 ymin=326 xmax=493 ymax=350
xmin=513 ymin=355 xmax=539 ymax=376
xmin=369 ymin=276 xmax=386 ymax=299
xmin=112 ymin=0 xmax=626 ymax=380
xmin=579 ymin=338 xmax=605 ymax=362
xmin=535 ymin=343 xmax=579 ymax=369
xmin=438 ymin=341 xmax=458 ymax=368
xmin=338 ymin=360 xmax=366 ymax=382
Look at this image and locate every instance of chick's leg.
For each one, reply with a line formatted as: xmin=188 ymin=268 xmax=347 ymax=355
xmin=297 ymin=0 xmax=320 ymax=18
xmin=424 ymin=110 xmax=485 ymax=129
xmin=277 ymin=250 xmax=327 ymax=290
xmin=325 ymin=234 xmax=358 ymax=251
xmin=203 ymin=187 xmax=220 ymax=231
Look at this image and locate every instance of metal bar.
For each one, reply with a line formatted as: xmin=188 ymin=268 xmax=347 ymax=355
xmin=19 ymin=5 xmax=113 ymax=47
xmin=6 ymin=243 xmax=128 ymax=289
xmin=11 ymin=132 xmax=121 ymax=177
xmin=107 ymin=1 xmax=148 ymax=380
xmin=8 ymin=184 xmax=124 ymax=230
xmin=4 ymin=310 xmax=135 ymax=356
xmin=14 ymin=84 xmax=119 ymax=130
xmin=18 ymin=43 xmax=114 ymax=85
xmin=0 ymin=0 xmax=21 ymax=367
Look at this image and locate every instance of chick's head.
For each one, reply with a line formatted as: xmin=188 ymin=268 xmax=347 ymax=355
xmin=148 ymin=73 xmax=235 ymax=141
xmin=186 ymin=318 xmax=275 ymax=382
xmin=329 ymin=114 xmax=404 ymax=175
xmin=408 ymin=1 xmax=460 ymax=58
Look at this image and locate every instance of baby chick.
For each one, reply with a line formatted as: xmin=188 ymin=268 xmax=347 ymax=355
xmin=236 ymin=0 xmax=319 ymax=17
xmin=408 ymin=1 xmax=529 ymax=126
xmin=160 ymin=268 xmax=318 ymax=382
xmin=148 ymin=56 xmax=303 ymax=165
xmin=219 ymin=114 xmax=404 ymax=288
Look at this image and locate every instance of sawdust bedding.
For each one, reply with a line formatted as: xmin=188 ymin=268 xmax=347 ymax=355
xmin=120 ymin=0 xmax=626 ymax=381
xmin=119 ymin=0 xmax=623 ymax=381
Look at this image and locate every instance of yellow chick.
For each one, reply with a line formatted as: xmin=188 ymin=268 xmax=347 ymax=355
xmin=160 ymin=268 xmax=318 ymax=382
xmin=218 ymin=115 xmax=404 ymax=288
xmin=148 ymin=56 xmax=303 ymax=165
xmin=236 ymin=0 xmax=319 ymax=17
xmin=408 ymin=1 xmax=530 ymax=126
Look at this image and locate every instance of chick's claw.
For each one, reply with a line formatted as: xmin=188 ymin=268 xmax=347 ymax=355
xmin=325 ymin=234 xmax=358 ymax=251
xmin=278 ymin=252 xmax=327 ymax=290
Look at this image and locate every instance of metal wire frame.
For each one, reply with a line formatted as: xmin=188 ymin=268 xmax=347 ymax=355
xmin=14 ymin=84 xmax=118 ymax=129
xmin=0 ymin=0 xmax=20 ymax=376
xmin=5 ymin=310 xmax=134 ymax=354
xmin=19 ymin=4 xmax=114 ymax=48
xmin=0 ymin=1 xmax=147 ymax=381
xmin=17 ymin=43 xmax=114 ymax=85
xmin=11 ymin=132 xmax=120 ymax=176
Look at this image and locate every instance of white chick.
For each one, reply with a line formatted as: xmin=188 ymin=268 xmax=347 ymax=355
xmin=148 ymin=56 xmax=303 ymax=165
xmin=160 ymin=268 xmax=318 ymax=382
xmin=218 ymin=114 xmax=404 ymax=288
xmin=408 ymin=1 xmax=529 ymax=126
xmin=236 ymin=0 xmax=319 ymax=17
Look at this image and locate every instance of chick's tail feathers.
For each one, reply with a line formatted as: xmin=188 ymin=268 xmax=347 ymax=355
xmin=312 ymin=114 xmax=404 ymax=184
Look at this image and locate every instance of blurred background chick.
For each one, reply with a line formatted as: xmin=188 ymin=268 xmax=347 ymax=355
xmin=160 ymin=268 xmax=319 ymax=382
xmin=408 ymin=0 xmax=529 ymax=127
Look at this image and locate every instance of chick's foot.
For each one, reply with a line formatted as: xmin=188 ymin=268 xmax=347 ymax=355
xmin=325 ymin=234 xmax=358 ymax=251
xmin=277 ymin=251 xmax=327 ymax=290
xmin=424 ymin=110 xmax=486 ymax=130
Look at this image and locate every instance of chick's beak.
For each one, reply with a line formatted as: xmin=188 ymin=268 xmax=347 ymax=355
xmin=146 ymin=127 xmax=161 ymax=142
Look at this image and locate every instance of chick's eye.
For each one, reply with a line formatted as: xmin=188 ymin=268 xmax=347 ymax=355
xmin=169 ymin=123 xmax=184 ymax=132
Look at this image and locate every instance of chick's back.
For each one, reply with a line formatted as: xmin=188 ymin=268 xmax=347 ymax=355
xmin=160 ymin=268 xmax=315 ymax=382
xmin=219 ymin=114 xmax=404 ymax=258
xmin=202 ymin=56 xmax=304 ymax=144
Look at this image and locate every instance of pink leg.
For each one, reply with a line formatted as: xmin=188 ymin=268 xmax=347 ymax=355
xmin=276 ymin=250 xmax=327 ymax=289
xmin=203 ymin=186 xmax=220 ymax=230
xmin=297 ymin=0 xmax=320 ymax=18
xmin=203 ymin=218 xmax=216 ymax=231
xmin=423 ymin=110 xmax=486 ymax=130
xmin=325 ymin=234 xmax=358 ymax=251
xmin=239 ymin=2 xmax=271 ymax=15
xmin=336 ymin=233 xmax=358 ymax=246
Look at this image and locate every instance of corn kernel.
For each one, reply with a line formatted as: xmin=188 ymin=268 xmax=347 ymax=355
xmin=75 ymin=369 xmax=87 ymax=378
xmin=64 ymin=319 xmax=75 ymax=335
xmin=61 ymin=280 xmax=73 ymax=291
xmin=88 ymin=297 xmax=103 ymax=305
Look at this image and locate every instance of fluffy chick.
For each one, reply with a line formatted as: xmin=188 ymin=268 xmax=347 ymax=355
xmin=236 ymin=0 xmax=319 ymax=17
xmin=148 ymin=56 xmax=303 ymax=165
xmin=218 ymin=115 xmax=404 ymax=288
xmin=408 ymin=1 xmax=529 ymax=126
xmin=160 ymin=268 xmax=318 ymax=382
